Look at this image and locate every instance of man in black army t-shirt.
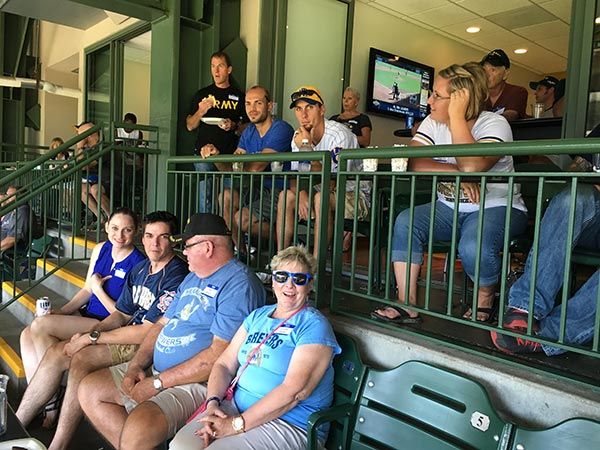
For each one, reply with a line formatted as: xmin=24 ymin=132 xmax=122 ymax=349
xmin=186 ymin=51 xmax=246 ymax=212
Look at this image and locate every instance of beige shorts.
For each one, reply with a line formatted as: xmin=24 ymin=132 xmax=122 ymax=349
xmin=344 ymin=191 xmax=369 ymax=220
xmin=109 ymin=362 xmax=206 ymax=439
xmin=108 ymin=344 xmax=139 ymax=365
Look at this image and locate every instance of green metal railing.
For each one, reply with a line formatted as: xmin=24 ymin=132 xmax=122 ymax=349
xmin=0 ymin=122 xmax=160 ymax=312
xmin=166 ymin=151 xmax=332 ymax=307
xmin=333 ymin=139 xmax=600 ymax=366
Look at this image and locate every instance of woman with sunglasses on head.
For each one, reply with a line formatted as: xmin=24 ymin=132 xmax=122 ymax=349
xmin=169 ymin=245 xmax=340 ymax=450
xmin=19 ymin=207 xmax=145 ymax=425
xmin=371 ymin=62 xmax=528 ymax=325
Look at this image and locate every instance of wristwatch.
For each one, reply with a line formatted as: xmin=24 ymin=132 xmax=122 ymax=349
xmin=89 ymin=330 xmax=101 ymax=344
xmin=153 ymin=375 xmax=164 ymax=392
xmin=231 ymin=415 xmax=245 ymax=434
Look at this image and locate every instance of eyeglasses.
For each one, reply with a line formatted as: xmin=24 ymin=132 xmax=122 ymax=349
xmin=291 ymin=88 xmax=324 ymax=104
xmin=272 ymin=270 xmax=313 ymax=286
xmin=429 ymin=91 xmax=451 ymax=101
xmin=183 ymin=239 xmax=211 ymax=250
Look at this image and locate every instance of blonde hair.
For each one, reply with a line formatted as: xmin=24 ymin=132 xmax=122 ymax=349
xmin=438 ymin=62 xmax=489 ymax=121
xmin=344 ymin=87 xmax=360 ymax=101
xmin=50 ymin=137 xmax=64 ymax=150
xmin=270 ymin=245 xmax=317 ymax=275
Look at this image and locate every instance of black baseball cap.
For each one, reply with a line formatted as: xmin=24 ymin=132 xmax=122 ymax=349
xmin=529 ymin=76 xmax=559 ymax=90
xmin=481 ymin=49 xmax=510 ymax=69
xmin=170 ymin=213 xmax=231 ymax=243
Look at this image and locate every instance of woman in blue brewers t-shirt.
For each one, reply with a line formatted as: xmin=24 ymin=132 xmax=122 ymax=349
xmin=19 ymin=207 xmax=144 ymax=424
xmin=170 ymin=246 xmax=341 ymax=450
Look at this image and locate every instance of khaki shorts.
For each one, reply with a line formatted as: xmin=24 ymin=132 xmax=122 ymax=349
xmin=344 ymin=191 xmax=369 ymax=220
xmin=108 ymin=344 xmax=139 ymax=365
xmin=109 ymin=362 xmax=206 ymax=439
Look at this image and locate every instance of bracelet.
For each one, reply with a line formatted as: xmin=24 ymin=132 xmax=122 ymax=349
xmin=205 ymin=396 xmax=221 ymax=407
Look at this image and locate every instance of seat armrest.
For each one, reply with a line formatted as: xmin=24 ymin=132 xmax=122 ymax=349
xmin=306 ymin=403 xmax=354 ymax=450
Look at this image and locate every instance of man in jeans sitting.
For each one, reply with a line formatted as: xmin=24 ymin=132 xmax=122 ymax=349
xmin=491 ymin=184 xmax=600 ymax=355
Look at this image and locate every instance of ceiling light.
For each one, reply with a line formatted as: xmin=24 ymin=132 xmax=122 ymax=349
xmin=514 ymin=48 xmax=528 ymax=54
xmin=466 ymin=26 xmax=480 ymax=33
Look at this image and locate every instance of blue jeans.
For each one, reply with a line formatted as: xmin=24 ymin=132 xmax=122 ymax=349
xmin=392 ymin=201 xmax=528 ymax=286
xmin=508 ymin=185 xmax=600 ymax=355
xmin=194 ymin=161 xmax=215 ymax=213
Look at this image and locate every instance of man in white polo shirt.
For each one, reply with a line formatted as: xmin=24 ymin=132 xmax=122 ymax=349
xmin=277 ymin=86 xmax=369 ymax=257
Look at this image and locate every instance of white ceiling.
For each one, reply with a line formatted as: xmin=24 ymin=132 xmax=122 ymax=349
xmin=124 ymin=31 xmax=151 ymax=65
xmin=358 ymin=0 xmax=572 ymax=74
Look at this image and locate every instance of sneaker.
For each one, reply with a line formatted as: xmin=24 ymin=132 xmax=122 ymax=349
xmin=490 ymin=331 xmax=543 ymax=354
xmin=502 ymin=308 xmax=539 ymax=333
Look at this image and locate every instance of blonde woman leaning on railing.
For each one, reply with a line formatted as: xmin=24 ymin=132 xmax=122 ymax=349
xmin=371 ymin=62 xmax=528 ymax=325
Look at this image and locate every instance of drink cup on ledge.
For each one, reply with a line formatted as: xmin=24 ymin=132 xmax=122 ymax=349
xmin=533 ymin=103 xmax=545 ymax=119
xmin=363 ymin=158 xmax=378 ymax=172
xmin=232 ymin=161 xmax=244 ymax=172
xmin=592 ymin=154 xmax=600 ymax=173
xmin=270 ymin=161 xmax=283 ymax=172
xmin=391 ymin=158 xmax=409 ymax=172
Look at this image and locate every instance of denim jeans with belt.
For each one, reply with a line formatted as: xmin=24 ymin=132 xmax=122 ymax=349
xmin=392 ymin=201 xmax=528 ymax=286
xmin=508 ymin=185 xmax=600 ymax=355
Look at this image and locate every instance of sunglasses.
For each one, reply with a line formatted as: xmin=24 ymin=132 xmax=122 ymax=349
xmin=291 ymin=88 xmax=324 ymax=104
xmin=272 ymin=270 xmax=313 ymax=286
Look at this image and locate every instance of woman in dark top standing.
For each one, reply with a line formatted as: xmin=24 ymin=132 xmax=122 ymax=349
xmin=330 ymin=87 xmax=372 ymax=148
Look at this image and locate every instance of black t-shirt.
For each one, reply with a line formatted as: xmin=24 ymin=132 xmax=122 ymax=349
xmin=329 ymin=113 xmax=372 ymax=147
xmin=189 ymin=84 xmax=247 ymax=155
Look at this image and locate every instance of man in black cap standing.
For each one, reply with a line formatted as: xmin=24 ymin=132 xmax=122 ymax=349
xmin=530 ymin=76 xmax=559 ymax=118
xmin=79 ymin=213 xmax=266 ymax=450
xmin=481 ymin=49 xmax=528 ymax=121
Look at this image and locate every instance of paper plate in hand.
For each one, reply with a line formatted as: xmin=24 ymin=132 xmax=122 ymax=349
xmin=201 ymin=117 xmax=224 ymax=126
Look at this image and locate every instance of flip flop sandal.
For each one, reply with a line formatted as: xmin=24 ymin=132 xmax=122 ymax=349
xmin=462 ymin=304 xmax=498 ymax=323
xmin=370 ymin=305 xmax=423 ymax=324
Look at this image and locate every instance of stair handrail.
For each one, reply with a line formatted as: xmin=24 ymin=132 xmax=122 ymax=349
xmin=0 ymin=124 xmax=102 ymax=187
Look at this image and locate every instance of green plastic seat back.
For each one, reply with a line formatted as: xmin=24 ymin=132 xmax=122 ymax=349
xmin=510 ymin=418 xmax=600 ymax=450
xmin=332 ymin=332 xmax=367 ymax=404
xmin=350 ymin=361 xmax=507 ymax=450
xmin=323 ymin=333 xmax=368 ymax=450
xmin=29 ymin=235 xmax=54 ymax=258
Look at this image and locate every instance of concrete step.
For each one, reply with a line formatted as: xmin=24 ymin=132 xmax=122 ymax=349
xmin=46 ymin=226 xmax=99 ymax=260
xmin=0 ymin=310 xmax=26 ymax=397
xmin=0 ymin=258 xmax=89 ymax=399
xmin=35 ymin=259 xmax=87 ymax=302
xmin=2 ymin=282 xmax=71 ymax=326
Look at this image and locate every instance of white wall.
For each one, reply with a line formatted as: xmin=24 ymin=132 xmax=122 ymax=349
xmin=36 ymin=17 xmax=144 ymax=146
xmin=123 ymin=60 xmax=150 ymax=124
xmin=240 ymin=0 xmax=260 ymax=88
xmin=349 ymin=2 xmax=541 ymax=146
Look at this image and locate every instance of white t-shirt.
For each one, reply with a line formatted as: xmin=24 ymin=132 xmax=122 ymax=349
xmin=291 ymin=119 xmax=370 ymax=202
xmin=412 ymin=111 xmax=526 ymax=213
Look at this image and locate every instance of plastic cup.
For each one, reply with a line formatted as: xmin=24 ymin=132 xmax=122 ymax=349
xmin=533 ymin=103 xmax=545 ymax=119
xmin=391 ymin=158 xmax=409 ymax=172
xmin=363 ymin=158 xmax=378 ymax=172
xmin=232 ymin=162 xmax=244 ymax=172
xmin=270 ymin=161 xmax=283 ymax=172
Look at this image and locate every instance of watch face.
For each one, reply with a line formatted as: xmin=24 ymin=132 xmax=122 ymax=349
xmin=153 ymin=377 xmax=162 ymax=390
xmin=90 ymin=331 xmax=100 ymax=340
xmin=232 ymin=416 xmax=244 ymax=432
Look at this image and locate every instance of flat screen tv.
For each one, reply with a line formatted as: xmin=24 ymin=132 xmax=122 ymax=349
xmin=365 ymin=47 xmax=434 ymax=124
